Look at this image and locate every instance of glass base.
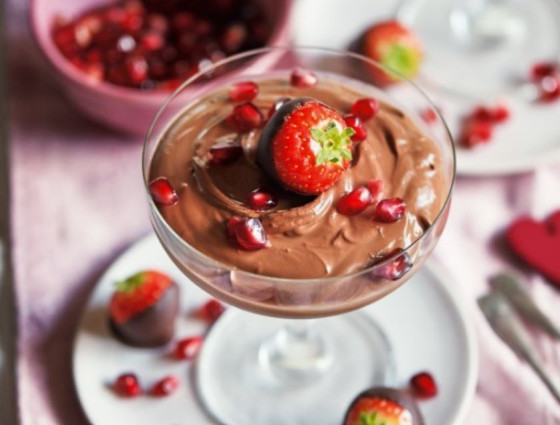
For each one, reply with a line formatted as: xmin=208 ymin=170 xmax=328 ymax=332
xmin=196 ymin=309 xmax=395 ymax=425
xmin=398 ymin=0 xmax=560 ymax=98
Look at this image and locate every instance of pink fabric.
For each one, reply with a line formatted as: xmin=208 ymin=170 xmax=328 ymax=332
xmin=7 ymin=1 xmax=560 ymax=424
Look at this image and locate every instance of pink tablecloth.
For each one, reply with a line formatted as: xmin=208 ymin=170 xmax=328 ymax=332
xmin=7 ymin=0 xmax=560 ymax=424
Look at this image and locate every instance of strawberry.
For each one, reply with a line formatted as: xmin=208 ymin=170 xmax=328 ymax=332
xmin=344 ymin=388 xmax=424 ymax=425
xmin=257 ymin=98 xmax=354 ymax=195
xmin=362 ymin=20 xmax=423 ymax=86
xmin=109 ymin=270 xmax=174 ymax=324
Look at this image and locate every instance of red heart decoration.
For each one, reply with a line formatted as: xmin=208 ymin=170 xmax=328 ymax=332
xmin=506 ymin=210 xmax=560 ymax=288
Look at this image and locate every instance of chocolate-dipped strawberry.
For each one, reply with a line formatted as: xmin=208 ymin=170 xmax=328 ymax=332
xmin=344 ymin=387 xmax=424 ymax=425
xmin=257 ymin=98 xmax=355 ymax=195
xmin=109 ymin=270 xmax=179 ymax=347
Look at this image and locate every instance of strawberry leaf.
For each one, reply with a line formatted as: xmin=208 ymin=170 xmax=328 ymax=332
xmin=310 ymin=120 xmax=354 ymax=167
xmin=116 ymin=272 xmax=145 ymax=293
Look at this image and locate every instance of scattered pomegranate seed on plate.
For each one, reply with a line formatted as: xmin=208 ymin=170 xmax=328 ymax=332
xmin=336 ymin=187 xmax=373 ymax=216
xmin=290 ymin=68 xmax=318 ymax=88
xmin=197 ymin=299 xmax=226 ymax=324
xmin=530 ymin=61 xmax=558 ymax=82
xmin=113 ymin=373 xmax=142 ymax=397
xmin=344 ymin=114 xmax=367 ymax=142
xmin=174 ymin=336 xmax=203 ymax=360
xmin=209 ymin=139 xmax=243 ymax=165
xmin=245 ymin=190 xmax=276 ymax=210
xmin=410 ymin=371 xmax=438 ymax=398
xmin=151 ymin=375 xmax=179 ymax=397
xmin=149 ymin=177 xmax=178 ymax=206
xmin=229 ymin=81 xmax=259 ymax=102
xmin=350 ymin=97 xmax=379 ymax=121
xmin=461 ymin=120 xmax=493 ymax=148
xmin=228 ymin=102 xmax=264 ymax=132
xmin=375 ymin=198 xmax=406 ymax=222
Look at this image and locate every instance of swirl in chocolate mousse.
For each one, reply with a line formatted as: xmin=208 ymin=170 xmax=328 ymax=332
xmin=149 ymin=78 xmax=447 ymax=279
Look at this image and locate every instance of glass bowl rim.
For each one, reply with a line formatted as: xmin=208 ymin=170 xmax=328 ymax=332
xmin=141 ymin=45 xmax=457 ymax=284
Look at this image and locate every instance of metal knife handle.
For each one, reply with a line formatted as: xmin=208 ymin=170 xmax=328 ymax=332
xmin=479 ymin=293 xmax=560 ymax=404
xmin=491 ymin=273 xmax=560 ymax=340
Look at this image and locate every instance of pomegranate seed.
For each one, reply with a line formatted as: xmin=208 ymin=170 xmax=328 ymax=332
xmin=221 ymin=24 xmax=247 ymax=53
xmin=172 ymin=12 xmax=195 ymax=31
xmin=420 ymin=108 xmax=438 ymax=124
xmin=267 ymin=97 xmax=290 ymax=120
xmin=120 ymin=13 xmax=143 ymax=33
xmin=226 ymin=216 xmax=243 ymax=239
xmin=234 ymin=218 xmax=270 ymax=251
xmin=209 ymin=139 xmax=243 ymax=165
xmin=472 ymin=106 xmax=494 ymax=122
xmin=375 ymin=198 xmax=406 ymax=222
xmin=83 ymin=62 xmax=104 ymax=80
xmin=344 ymin=115 xmax=367 ymax=142
xmin=147 ymin=13 xmax=168 ymax=33
xmin=228 ymin=102 xmax=264 ymax=132
xmin=126 ymin=56 xmax=148 ymax=85
xmin=194 ymin=20 xmax=213 ymax=37
xmin=371 ymin=249 xmax=412 ymax=281
xmin=530 ymin=62 xmax=558 ymax=81
xmin=245 ymin=190 xmax=276 ymax=210
xmin=410 ymin=372 xmax=438 ymax=398
xmin=538 ymin=75 xmax=560 ymax=102
xmin=149 ymin=177 xmax=179 ymax=206
xmin=113 ymin=373 xmax=141 ymax=397
xmin=350 ymin=98 xmax=379 ymax=121
xmin=74 ymin=22 xmax=93 ymax=48
xmin=140 ymin=32 xmax=164 ymax=51
xmin=461 ymin=120 xmax=493 ymax=148
xmin=197 ymin=299 xmax=226 ymax=323
xmin=290 ymin=68 xmax=318 ymax=88
xmin=366 ymin=179 xmax=384 ymax=204
xmin=174 ymin=336 xmax=203 ymax=360
xmin=151 ymin=375 xmax=179 ymax=397
xmin=229 ymin=81 xmax=259 ymax=102
xmin=492 ymin=105 xmax=510 ymax=123
xmin=336 ymin=187 xmax=373 ymax=216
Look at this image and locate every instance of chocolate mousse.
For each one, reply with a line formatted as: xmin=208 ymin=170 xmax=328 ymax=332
xmin=149 ymin=76 xmax=447 ymax=279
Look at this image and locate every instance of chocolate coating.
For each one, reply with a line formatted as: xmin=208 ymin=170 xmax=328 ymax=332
xmin=344 ymin=387 xmax=425 ymax=425
xmin=110 ymin=283 xmax=179 ymax=347
xmin=256 ymin=97 xmax=315 ymax=185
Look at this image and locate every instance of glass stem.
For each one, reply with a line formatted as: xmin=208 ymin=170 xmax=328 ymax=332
xmin=258 ymin=319 xmax=333 ymax=384
xmin=449 ymin=0 xmax=526 ymax=48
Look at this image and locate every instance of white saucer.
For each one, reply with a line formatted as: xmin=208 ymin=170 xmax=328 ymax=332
xmin=73 ymin=234 xmax=477 ymax=425
xmin=292 ymin=0 xmax=560 ymax=175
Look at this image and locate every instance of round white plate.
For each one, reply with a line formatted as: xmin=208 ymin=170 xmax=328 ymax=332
xmin=73 ymin=234 xmax=477 ymax=425
xmin=291 ymin=0 xmax=560 ymax=175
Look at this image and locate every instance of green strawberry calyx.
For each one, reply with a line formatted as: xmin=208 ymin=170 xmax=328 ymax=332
xmin=116 ymin=272 xmax=145 ymax=293
xmin=359 ymin=411 xmax=386 ymax=425
xmin=382 ymin=43 xmax=421 ymax=80
xmin=310 ymin=121 xmax=354 ymax=166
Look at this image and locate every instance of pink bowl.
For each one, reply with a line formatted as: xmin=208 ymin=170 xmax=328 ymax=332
xmin=30 ymin=0 xmax=293 ymax=136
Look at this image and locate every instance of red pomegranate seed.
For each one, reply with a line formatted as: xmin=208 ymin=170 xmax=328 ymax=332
xmin=140 ymin=32 xmax=164 ymax=51
xmin=228 ymin=102 xmax=264 ymax=132
xmin=195 ymin=20 xmax=213 ymax=37
xmin=221 ymin=24 xmax=247 ymax=53
xmin=410 ymin=372 xmax=438 ymax=398
xmin=197 ymin=299 xmax=226 ymax=323
xmin=375 ymin=198 xmax=406 ymax=222
xmin=472 ymin=106 xmax=494 ymax=122
xmin=226 ymin=216 xmax=243 ymax=239
xmin=151 ymin=375 xmax=179 ymax=397
xmin=371 ymin=249 xmax=412 ymax=281
xmin=492 ymin=105 xmax=510 ymax=123
xmin=366 ymin=179 xmax=384 ymax=204
xmin=113 ymin=373 xmax=141 ymax=397
xmin=267 ymin=97 xmax=290 ymax=120
xmin=350 ymin=98 xmax=379 ymax=121
xmin=461 ymin=120 xmax=493 ymax=148
xmin=149 ymin=177 xmax=179 ymax=206
xmin=538 ymin=75 xmax=560 ymax=102
xmin=209 ymin=139 xmax=243 ymax=165
xmin=174 ymin=336 xmax=203 ymax=360
xmin=530 ymin=62 xmax=558 ymax=81
xmin=229 ymin=81 xmax=259 ymax=102
xmin=126 ymin=56 xmax=148 ymax=85
xmin=147 ymin=13 xmax=168 ymax=34
xmin=336 ymin=187 xmax=373 ymax=216
xmin=83 ymin=62 xmax=104 ymax=80
xmin=234 ymin=218 xmax=270 ymax=251
xmin=245 ymin=190 xmax=276 ymax=210
xmin=344 ymin=115 xmax=367 ymax=142
xmin=290 ymin=68 xmax=318 ymax=88
xmin=172 ymin=12 xmax=195 ymax=31
xmin=420 ymin=108 xmax=438 ymax=124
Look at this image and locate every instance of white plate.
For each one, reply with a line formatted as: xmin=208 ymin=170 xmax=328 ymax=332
xmin=73 ymin=234 xmax=477 ymax=425
xmin=291 ymin=0 xmax=560 ymax=175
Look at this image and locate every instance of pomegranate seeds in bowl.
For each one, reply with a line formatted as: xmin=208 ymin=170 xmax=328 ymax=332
xmin=51 ymin=0 xmax=272 ymax=91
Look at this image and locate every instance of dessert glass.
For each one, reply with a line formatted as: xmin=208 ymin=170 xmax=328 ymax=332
xmin=142 ymin=47 xmax=455 ymax=424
